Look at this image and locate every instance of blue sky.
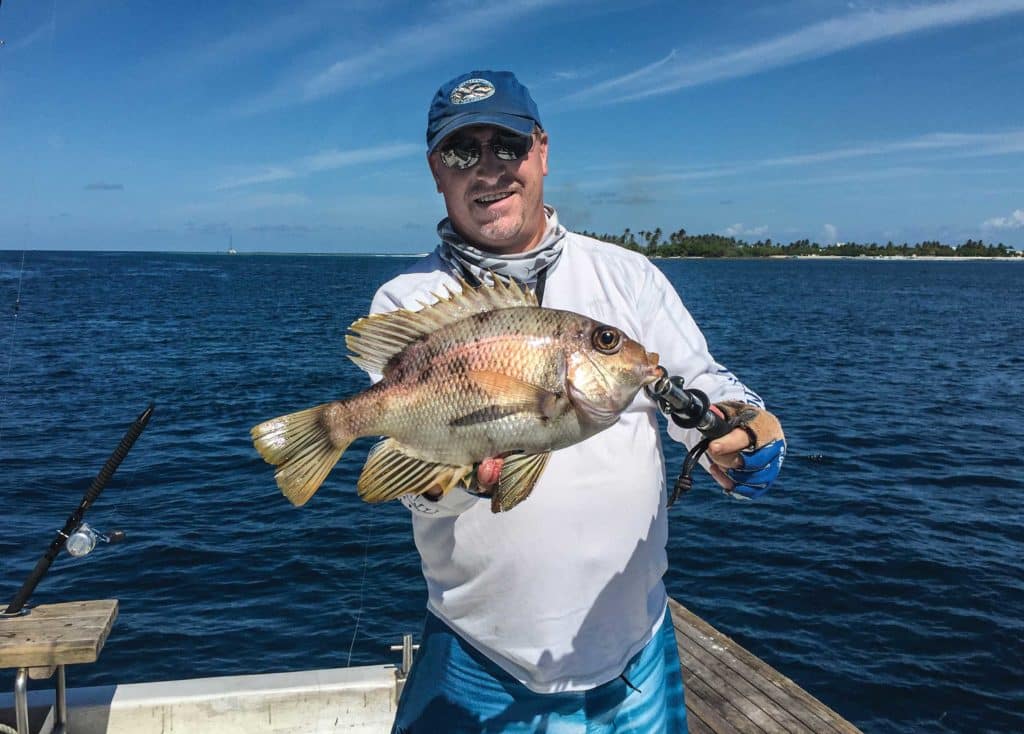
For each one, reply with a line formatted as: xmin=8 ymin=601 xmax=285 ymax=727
xmin=2 ymin=0 xmax=1024 ymax=253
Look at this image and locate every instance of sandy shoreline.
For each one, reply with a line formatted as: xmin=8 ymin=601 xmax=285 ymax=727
xmin=653 ymin=255 xmax=1023 ymax=261
xmin=787 ymin=255 xmax=1023 ymax=261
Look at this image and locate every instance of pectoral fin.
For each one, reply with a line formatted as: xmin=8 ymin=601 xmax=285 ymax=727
xmin=491 ymin=451 xmax=551 ymax=513
xmin=468 ymin=371 xmax=567 ymax=420
xmin=358 ymin=438 xmax=472 ymax=503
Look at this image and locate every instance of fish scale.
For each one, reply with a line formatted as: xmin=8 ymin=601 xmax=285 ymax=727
xmin=365 ymin=315 xmax=576 ymax=465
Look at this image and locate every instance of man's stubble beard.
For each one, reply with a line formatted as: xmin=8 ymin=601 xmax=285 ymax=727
xmin=478 ymin=210 xmax=527 ymax=245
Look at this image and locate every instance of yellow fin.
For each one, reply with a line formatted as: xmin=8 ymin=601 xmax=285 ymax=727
xmin=491 ymin=452 xmax=550 ymax=512
xmin=346 ymin=276 xmax=538 ymax=376
xmin=357 ymin=438 xmax=472 ymax=503
xmin=251 ymin=403 xmax=350 ymax=506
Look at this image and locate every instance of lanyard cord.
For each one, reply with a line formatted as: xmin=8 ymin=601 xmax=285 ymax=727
xmin=534 ymin=267 xmax=548 ymax=306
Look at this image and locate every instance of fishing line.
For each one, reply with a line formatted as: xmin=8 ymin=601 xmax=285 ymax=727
xmin=104 ymin=460 xmax=140 ymax=531
xmin=345 ymin=509 xmax=374 ymax=667
xmin=0 ymin=251 xmax=27 ymax=445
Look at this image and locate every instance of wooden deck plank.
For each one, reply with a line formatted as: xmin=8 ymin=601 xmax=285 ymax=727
xmin=680 ymin=626 xmax=809 ymax=734
xmin=682 ymin=672 xmax=751 ymax=734
xmin=0 ymin=599 xmax=118 ymax=669
xmin=681 ymin=629 xmax=828 ymax=734
xmin=678 ymin=620 xmax=821 ymax=734
xmin=674 ymin=604 xmax=847 ymax=734
xmin=675 ymin=610 xmax=858 ymax=734
xmin=671 ymin=599 xmax=862 ymax=734
xmin=684 ymin=663 xmax=767 ymax=734
xmin=685 ymin=708 xmax=716 ymax=734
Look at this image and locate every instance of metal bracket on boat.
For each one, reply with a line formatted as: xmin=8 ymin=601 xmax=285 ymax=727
xmin=389 ymin=634 xmax=419 ymax=699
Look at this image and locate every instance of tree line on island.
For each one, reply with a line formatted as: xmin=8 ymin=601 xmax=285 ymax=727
xmin=578 ymin=227 xmax=1019 ymax=258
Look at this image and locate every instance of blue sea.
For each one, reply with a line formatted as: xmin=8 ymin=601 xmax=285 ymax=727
xmin=1 ymin=251 xmax=1021 ymax=733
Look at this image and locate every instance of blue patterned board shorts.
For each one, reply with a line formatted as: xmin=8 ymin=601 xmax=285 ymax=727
xmin=392 ymin=606 xmax=688 ymax=733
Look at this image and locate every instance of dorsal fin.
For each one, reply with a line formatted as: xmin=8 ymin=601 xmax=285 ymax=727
xmin=346 ymin=276 xmax=537 ymax=375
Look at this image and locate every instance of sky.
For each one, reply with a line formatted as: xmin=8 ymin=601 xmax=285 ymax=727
xmin=2 ymin=0 xmax=1024 ymax=253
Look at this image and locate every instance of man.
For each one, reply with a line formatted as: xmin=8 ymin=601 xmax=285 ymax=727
xmin=369 ymin=70 xmax=786 ymax=733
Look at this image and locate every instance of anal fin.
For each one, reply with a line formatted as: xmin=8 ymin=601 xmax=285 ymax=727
xmin=357 ymin=438 xmax=472 ymax=503
xmin=491 ymin=452 xmax=550 ymax=513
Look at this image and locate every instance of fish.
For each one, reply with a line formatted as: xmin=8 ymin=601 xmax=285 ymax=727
xmin=250 ymin=277 xmax=661 ymax=513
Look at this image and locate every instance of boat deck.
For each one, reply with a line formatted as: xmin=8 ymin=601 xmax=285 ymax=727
xmin=671 ymin=599 xmax=862 ymax=733
xmin=1 ymin=598 xmax=864 ymax=732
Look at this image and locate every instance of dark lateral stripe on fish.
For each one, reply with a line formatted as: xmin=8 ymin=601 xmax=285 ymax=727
xmin=449 ymin=406 xmax=523 ymax=427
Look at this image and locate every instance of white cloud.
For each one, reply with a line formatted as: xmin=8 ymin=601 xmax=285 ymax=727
xmin=723 ymin=223 xmax=769 ymax=238
xmin=179 ymin=192 xmax=310 ymax=219
xmin=177 ymin=2 xmax=332 ymax=75
xmin=609 ymin=128 xmax=1024 ymax=187
xmin=982 ymin=208 xmax=1024 ymax=230
xmin=6 ymin=21 xmax=53 ymax=52
xmin=568 ymin=0 xmax=1024 ymax=105
xmin=762 ymin=130 xmax=1024 ymax=166
xmin=225 ymin=193 xmax=309 ymax=209
xmin=216 ymin=167 xmax=296 ymax=191
xmin=823 ymin=223 xmax=839 ymax=243
xmin=215 ymin=143 xmax=420 ymax=190
xmin=232 ymin=0 xmax=566 ymax=116
xmin=769 ymin=166 xmax=931 ymax=186
xmin=301 ymin=144 xmax=421 ymax=172
xmin=303 ymin=0 xmax=555 ymax=100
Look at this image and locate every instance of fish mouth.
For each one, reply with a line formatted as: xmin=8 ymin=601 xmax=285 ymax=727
xmin=642 ymin=352 xmax=662 ymax=384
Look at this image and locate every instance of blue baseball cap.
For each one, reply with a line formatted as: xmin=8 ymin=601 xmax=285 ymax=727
xmin=426 ymin=70 xmax=542 ymax=154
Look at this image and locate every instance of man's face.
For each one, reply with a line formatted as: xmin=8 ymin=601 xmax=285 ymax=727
xmin=429 ymin=125 xmax=549 ymax=254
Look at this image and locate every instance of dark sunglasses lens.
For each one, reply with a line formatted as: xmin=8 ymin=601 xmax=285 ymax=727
xmin=492 ymin=134 xmax=533 ymax=161
xmin=439 ymin=141 xmax=480 ymax=170
xmin=438 ymin=133 xmax=533 ymax=169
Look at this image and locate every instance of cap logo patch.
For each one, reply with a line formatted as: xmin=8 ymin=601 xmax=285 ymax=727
xmin=450 ymin=78 xmax=495 ymax=105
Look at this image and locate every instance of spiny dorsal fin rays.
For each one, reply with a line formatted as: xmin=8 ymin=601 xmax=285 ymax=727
xmin=346 ymin=275 xmax=538 ymax=376
xmin=357 ymin=438 xmax=473 ymax=502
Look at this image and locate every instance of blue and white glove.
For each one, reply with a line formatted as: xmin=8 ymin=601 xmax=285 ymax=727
xmin=725 ymin=438 xmax=786 ymax=499
xmin=713 ymin=401 xmax=786 ymax=500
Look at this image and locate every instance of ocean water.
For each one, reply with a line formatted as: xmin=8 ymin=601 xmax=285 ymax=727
xmin=0 ymin=251 xmax=1021 ymax=733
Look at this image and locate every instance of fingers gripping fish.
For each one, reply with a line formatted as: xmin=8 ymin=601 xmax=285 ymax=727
xmin=251 ymin=278 xmax=661 ymax=512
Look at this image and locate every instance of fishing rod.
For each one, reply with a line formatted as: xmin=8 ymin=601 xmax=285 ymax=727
xmin=2 ymin=403 xmax=154 ymax=617
xmin=646 ymin=368 xmax=733 ymax=506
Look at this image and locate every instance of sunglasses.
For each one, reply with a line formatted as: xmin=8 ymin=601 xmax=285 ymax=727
xmin=437 ymin=131 xmax=535 ymax=170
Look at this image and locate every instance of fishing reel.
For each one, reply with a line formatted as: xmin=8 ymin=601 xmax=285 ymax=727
xmin=64 ymin=522 xmax=126 ymax=558
xmin=646 ymin=368 xmax=733 ymax=506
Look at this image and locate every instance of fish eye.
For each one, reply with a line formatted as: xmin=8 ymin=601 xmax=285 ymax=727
xmin=592 ymin=326 xmax=622 ymax=354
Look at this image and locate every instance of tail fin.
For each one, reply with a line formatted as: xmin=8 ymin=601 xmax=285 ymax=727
xmin=251 ymin=403 xmax=352 ymax=506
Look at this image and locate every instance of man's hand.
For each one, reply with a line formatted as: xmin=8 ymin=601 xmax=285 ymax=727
xmin=705 ymin=419 xmax=753 ymax=491
xmin=705 ymin=402 xmax=786 ymax=499
xmin=472 ymin=457 xmax=502 ymax=496
xmin=421 ymin=457 xmax=503 ymax=501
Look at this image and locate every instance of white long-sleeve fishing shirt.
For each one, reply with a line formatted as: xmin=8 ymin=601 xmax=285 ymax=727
xmin=367 ymin=230 xmax=762 ymax=693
